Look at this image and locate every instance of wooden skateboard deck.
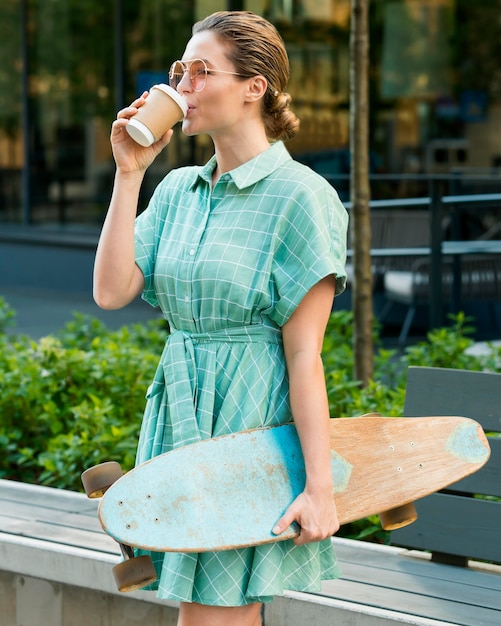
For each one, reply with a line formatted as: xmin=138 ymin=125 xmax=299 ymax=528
xmin=95 ymin=415 xmax=490 ymax=553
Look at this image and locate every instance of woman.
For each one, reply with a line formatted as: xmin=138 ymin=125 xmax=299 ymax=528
xmin=94 ymin=10 xmax=348 ymax=626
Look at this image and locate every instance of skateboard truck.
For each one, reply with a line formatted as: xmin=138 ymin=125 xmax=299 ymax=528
xmin=379 ymin=502 xmax=418 ymax=530
xmin=81 ymin=462 xmax=158 ymax=592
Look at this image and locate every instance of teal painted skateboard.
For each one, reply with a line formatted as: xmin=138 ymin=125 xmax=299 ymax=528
xmin=82 ymin=415 xmax=490 ymax=592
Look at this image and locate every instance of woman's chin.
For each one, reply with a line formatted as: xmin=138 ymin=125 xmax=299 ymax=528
xmin=181 ymin=119 xmax=199 ymax=137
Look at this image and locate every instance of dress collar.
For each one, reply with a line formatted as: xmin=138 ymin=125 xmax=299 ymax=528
xmin=194 ymin=141 xmax=292 ymax=190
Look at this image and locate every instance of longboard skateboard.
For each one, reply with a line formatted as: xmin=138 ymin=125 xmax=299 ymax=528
xmin=82 ymin=415 xmax=490 ymax=591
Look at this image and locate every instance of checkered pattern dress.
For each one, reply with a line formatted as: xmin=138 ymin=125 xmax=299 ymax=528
xmin=133 ymin=141 xmax=348 ymax=606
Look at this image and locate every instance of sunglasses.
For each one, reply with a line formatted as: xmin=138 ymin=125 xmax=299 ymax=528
xmin=169 ymin=58 xmax=246 ymax=92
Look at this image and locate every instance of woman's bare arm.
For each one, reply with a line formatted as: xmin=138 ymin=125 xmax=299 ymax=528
xmin=273 ymin=275 xmax=340 ymax=545
xmin=93 ymin=93 xmax=172 ymax=309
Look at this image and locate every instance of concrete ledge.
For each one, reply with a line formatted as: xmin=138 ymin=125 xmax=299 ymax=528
xmin=0 ymin=531 xmax=176 ymax=606
xmin=268 ymin=591 xmax=450 ymax=626
xmin=0 ymin=532 xmax=179 ymax=626
xmin=0 ymin=570 xmax=179 ymax=626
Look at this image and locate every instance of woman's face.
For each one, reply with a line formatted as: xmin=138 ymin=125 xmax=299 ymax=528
xmin=177 ymin=31 xmax=252 ymax=139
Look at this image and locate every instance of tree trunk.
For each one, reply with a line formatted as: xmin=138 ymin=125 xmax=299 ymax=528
xmin=350 ymin=0 xmax=373 ymax=386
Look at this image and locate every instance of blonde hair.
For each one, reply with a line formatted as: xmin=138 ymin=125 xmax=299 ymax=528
xmin=193 ymin=11 xmax=300 ymax=141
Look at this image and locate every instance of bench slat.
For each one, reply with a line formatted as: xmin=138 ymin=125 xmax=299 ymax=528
xmin=0 ymin=479 xmax=97 ymax=515
xmin=334 ymin=539 xmax=501 ymax=591
xmin=404 ymin=367 xmax=501 ymax=433
xmin=337 ymin=556 xmax=501 ymax=611
xmin=1 ymin=496 xmax=101 ymax=534
xmin=0 ymin=513 xmax=118 ymax=555
xmin=320 ymin=577 xmax=501 ymax=626
xmin=445 ymin=437 xmax=501 ymax=496
xmin=324 ymin=539 xmax=501 ymax=626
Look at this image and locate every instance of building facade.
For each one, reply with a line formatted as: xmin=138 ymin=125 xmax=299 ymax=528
xmin=1 ymin=0 xmax=500 ymax=226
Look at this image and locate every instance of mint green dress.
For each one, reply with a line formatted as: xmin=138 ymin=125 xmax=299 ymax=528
xmin=133 ymin=141 xmax=348 ymax=606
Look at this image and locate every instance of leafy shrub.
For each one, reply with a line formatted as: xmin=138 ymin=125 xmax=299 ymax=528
xmin=0 ymin=309 xmax=168 ymax=490
xmin=0 ymin=297 xmax=15 ymax=334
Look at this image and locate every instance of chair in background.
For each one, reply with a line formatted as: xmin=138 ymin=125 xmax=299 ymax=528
xmin=382 ymin=254 xmax=501 ymax=345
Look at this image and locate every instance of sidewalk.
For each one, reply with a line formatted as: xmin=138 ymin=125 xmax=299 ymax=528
xmin=1 ymin=286 xmax=159 ymax=339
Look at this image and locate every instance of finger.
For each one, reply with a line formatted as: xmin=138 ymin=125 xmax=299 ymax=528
xmin=295 ymin=518 xmax=340 ymax=546
xmin=272 ymin=509 xmax=299 ymax=537
xmin=130 ymin=91 xmax=149 ymax=107
xmin=292 ymin=524 xmax=319 ymax=546
xmin=116 ymin=93 xmax=148 ymax=120
xmin=110 ymin=118 xmax=131 ymax=141
xmin=117 ymin=106 xmax=139 ymax=120
xmin=293 ymin=531 xmax=307 ymax=546
xmin=156 ymin=128 xmax=174 ymax=146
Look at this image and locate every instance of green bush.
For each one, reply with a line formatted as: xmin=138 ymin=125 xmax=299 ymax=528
xmin=0 ymin=297 xmax=15 ymax=334
xmin=323 ymin=310 xmax=496 ymax=418
xmin=1 ymin=299 xmax=500 ymax=542
xmin=0 ymin=305 xmax=168 ymax=490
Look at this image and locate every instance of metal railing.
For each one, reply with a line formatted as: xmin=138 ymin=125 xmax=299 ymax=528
xmin=345 ymin=187 xmax=501 ymax=329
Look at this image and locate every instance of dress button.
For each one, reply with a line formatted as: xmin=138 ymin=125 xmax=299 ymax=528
xmin=184 ymin=296 xmax=190 ymax=303
xmin=189 ymin=249 xmax=195 ymax=256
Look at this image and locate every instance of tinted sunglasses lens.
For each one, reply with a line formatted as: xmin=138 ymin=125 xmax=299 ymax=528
xmin=169 ymin=61 xmax=185 ymax=89
xmin=189 ymin=60 xmax=207 ymax=91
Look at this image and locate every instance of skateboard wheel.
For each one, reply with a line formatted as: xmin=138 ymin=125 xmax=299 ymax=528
xmin=112 ymin=555 xmax=157 ymax=592
xmin=379 ymin=502 xmax=418 ymax=530
xmin=81 ymin=461 xmax=123 ymax=498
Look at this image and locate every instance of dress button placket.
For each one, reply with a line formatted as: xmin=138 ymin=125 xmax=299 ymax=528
xmin=181 ymin=184 xmax=213 ymax=325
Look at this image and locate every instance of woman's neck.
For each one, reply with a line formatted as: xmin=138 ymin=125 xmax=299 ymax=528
xmin=211 ymin=124 xmax=271 ymax=184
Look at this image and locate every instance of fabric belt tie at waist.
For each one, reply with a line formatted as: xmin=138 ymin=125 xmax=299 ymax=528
xmin=171 ymin=324 xmax=283 ymax=345
xmin=156 ymin=325 xmax=282 ymax=447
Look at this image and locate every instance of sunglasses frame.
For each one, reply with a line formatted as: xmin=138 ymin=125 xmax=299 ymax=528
xmin=169 ymin=58 xmax=246 ymax=92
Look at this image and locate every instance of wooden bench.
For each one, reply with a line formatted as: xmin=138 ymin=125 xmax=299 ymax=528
xmin=269 ymin=366 xmax=501 ymax=625
xmin=1 ymin=366 xmax=500 ymax=625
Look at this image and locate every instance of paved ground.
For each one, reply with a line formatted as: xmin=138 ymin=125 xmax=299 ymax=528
xmin=1 ymin=286 xmax=159 ymax=339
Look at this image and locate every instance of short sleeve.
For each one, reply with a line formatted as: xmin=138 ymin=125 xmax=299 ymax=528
xmin=134 ymin=191 xmax=162 ymax=308
xmin=268 ymin=181 xmax=348 ymax=327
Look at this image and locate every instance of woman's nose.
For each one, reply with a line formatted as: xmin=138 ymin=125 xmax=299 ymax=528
xmin=177 ymin=69 xmax=192 ymax=93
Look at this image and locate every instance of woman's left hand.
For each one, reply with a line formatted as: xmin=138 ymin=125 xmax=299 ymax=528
xmin=272 ymin=486 xmax=340 ymax=546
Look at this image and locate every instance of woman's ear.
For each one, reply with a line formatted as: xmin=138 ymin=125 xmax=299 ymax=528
xmin=244 ymin=75 xmax=268 ymax=102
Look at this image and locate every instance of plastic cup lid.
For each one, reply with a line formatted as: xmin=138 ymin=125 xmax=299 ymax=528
xmin=126 ymin=118 xmax=155 ymax=147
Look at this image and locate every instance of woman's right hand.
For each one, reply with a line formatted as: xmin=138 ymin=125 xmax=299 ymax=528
xmin=111 ymin=92 xmax=174 ymax=174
